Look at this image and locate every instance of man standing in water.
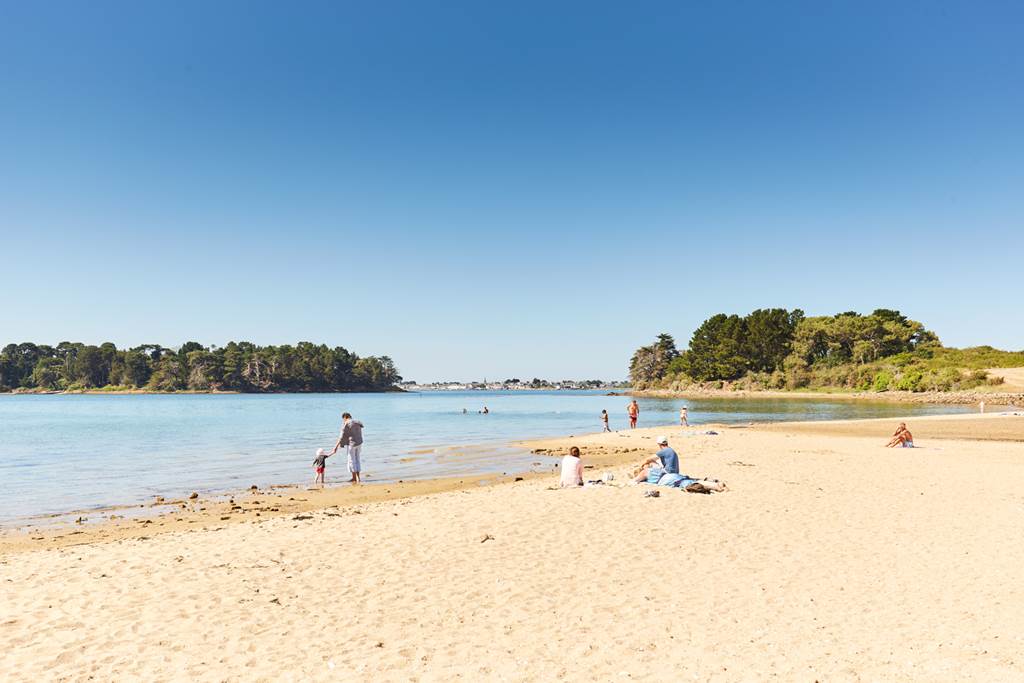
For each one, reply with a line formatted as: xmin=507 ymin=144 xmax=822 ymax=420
xmin=627 ymin=400 xmax=640 ymax=429
xmin=331 ymin=412 xmax=365 ymax=484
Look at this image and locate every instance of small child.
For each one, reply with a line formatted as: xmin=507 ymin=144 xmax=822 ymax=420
xmin=313 ymin=448 xmax=330 ymax=486
xmin=601 ymin=409 xmax=611 ymax=432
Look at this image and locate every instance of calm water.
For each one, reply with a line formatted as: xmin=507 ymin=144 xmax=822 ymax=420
xmin=0 ymin=391 xmax=970 ymax=523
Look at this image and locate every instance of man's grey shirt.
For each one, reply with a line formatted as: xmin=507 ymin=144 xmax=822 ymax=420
xmin=340 ymin=420 xmax=364 ymax=447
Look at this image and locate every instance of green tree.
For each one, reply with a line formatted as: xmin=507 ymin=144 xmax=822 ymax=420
xmin=122 ymin=351 xmax=153 ymax=387
xmin=2 ymin=343 xmax=45 ymax=388
xmin=743 ymin=308 xmax=798 ymax=373
xmin=221 ymin=342 xmax=244 ymax=389
xmin=628 ymin=333 xmax=678 ymax=388
xmin=73 ymin=346 xmax=107 ymax=387
xmin=148 ymin=354 xmax=186 ymax=391
xmin=353 ymin=356 xmax=400 ymax=390
xmin=2 ymin=338 xmax=402 ymax=393
xmin=178 ymin=341 xmax=204 ymax=380
xmin=185 ymin=350 xmax=222 ymax=390
xmin=31 ymin=357 xmax=66 ymax=389
xmin=330 ymin=347 xmax=357 ymax=390
xmin=55 ymin=342 xmax=82 ymax=379
xmin=682 ymin=315 xmax=748 ymax=381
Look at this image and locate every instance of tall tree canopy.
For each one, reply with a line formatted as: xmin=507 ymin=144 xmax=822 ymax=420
xmin=628 ymin=333 xmax=679 ymax=388
xmin=0 ymin=341 xmax=401 ymax=393
xmin=629 ymin=308 xmax=943 ymax=388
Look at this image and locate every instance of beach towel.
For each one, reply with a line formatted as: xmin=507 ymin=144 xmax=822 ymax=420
xmin=656 ymin=473 xmax=696 ymax=488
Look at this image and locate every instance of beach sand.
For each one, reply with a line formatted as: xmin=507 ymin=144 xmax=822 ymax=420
xmin=3 ymin=414 xmax=1023 ymax=681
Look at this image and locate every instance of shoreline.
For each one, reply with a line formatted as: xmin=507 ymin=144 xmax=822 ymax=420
xmin=0 ymin=386 xmax=614 ymax=396
xmin=1 ymin=387 xmax=406 ymax=396
xmin=630 ymin=387 xmax=1024 ymax=405
xmin=0 ymin=470 xmax=555 ymax=555
xmin=5 ymin=410 xmax=1022 ymax=555
xmin=6 ymin=386 xmax=1021 ymax=403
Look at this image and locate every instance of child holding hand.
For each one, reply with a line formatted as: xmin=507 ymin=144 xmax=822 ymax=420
xmin=313 ymin=448 xmax=330 ymax=486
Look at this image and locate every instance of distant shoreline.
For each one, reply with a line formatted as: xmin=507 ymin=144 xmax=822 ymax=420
xmin=629 ymin=387 xmax=1024 ymax=406
xmin=5 ymin=386 xmax=1020 ymax=405
xmin=1 ymin=387 xmax=408 ymax=396
xmin=1 ymin=386 xmax=618 ymax=396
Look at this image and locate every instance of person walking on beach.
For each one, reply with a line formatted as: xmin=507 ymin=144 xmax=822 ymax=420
xmin=627 ymin=400 xmax=640 ymax=429
xmin=331 ymin=412 xmax=365 ymax=483
xmin=601 ymin=409 xmax=611 ymax=432
xmin=679 ymin=406 xmax=688 ymax=427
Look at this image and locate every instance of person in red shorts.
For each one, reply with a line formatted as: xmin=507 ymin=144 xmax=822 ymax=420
xmin=628 ymin=400 xmax=640 ymax=429
xmin=313 ymin=448 xmax=330 ymax=486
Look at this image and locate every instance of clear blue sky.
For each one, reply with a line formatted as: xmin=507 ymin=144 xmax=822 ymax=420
xmin=2 ymin=1 xmax=1022 ymax=381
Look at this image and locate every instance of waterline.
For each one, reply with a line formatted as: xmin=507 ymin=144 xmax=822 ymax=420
xmin=0 ymin=391 xmax=971 ymax=522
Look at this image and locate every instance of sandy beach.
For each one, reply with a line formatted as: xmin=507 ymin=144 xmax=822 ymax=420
xmin=3 ymin=413 xmax=1024 ymax=681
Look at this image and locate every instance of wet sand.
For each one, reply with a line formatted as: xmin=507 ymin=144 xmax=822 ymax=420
xmin=0 ymin=471 xmax=553 ymax=555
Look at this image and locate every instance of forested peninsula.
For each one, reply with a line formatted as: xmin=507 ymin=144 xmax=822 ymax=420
xmin=630 ymin=309 xmax=1024 ymax=396
xmin=0 ymin=341 xmax=401 ymax=393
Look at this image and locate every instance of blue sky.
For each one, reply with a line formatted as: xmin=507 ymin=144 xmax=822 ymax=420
xmin=2 ymin=1 xmax=1022 ymax=381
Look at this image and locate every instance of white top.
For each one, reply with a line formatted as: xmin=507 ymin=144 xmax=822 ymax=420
xmin=560 ymin=455 xmax=584 ymax=488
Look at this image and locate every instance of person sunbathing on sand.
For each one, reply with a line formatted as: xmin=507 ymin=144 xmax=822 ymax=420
xmin=886 ymin=422 xmax=914 ymax=448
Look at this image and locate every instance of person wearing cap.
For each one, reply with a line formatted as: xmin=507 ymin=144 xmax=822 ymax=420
xmin=632 ymin=436 xmax=680 ymax=483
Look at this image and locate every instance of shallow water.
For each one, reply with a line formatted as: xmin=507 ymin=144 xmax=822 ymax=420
xmin=0 ymin=391 xmax=970 ymax=522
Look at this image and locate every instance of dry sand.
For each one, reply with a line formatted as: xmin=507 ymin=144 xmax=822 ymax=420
xmin=757 ymin=411 xmax=1024 ymax=442
xmin=3 ymin=414 xmax=1024 ymax=681
xmin=986 ymin=367 xmax=1024 ymax=392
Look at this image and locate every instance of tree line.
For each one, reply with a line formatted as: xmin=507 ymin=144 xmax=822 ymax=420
xmin=628 ymin=308 xmax=1015 ymax=392
xmin=0 ymin=341 xmax=401 ymax=393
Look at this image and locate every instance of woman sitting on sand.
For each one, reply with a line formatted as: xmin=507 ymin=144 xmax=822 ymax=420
xmin=886 ymin=422 xmax=914 ymax=448
xmin=560 ymin=446 xmax=584 ymax=487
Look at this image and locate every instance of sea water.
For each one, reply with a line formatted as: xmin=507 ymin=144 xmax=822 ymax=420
xmin=0 ymin=391 xmax=970 ymax=523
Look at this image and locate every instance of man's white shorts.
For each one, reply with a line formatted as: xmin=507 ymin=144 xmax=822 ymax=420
xmin=347 ymin=444 xmax=362 ymax=473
